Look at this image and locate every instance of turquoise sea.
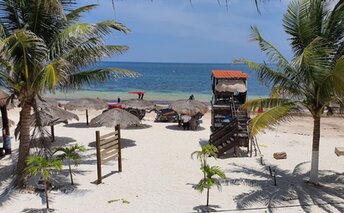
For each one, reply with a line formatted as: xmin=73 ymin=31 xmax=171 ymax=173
xmin=47 ymin=62 xmax=270 ymax=102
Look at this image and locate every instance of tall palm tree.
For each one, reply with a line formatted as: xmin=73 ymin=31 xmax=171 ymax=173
xmin=0 ymin=0 xmax=138 ymax=187
xmin=235 ymin=0 xmax=344 ymax=185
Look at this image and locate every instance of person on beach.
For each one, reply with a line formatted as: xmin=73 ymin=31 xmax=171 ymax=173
xmin=117 ymin=97 xmax=121 ymax=103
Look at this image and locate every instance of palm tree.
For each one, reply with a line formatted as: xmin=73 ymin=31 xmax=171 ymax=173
xmin=0 ymin=1 xmax=138 ymax=187
xmin=235 ymin=0 xmax=344 ymax=185
xmin=196 ymin=165 xmax=226 ymax=207
xmin=53 ymin=144 xmax=85 ymax=185
xmin=191 ymin=144 xmax=218 ymax=166
xmin=26 ymin=155 xmax=62 ymax=209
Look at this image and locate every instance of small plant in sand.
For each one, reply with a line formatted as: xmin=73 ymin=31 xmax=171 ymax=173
xmin=191 ymin=144 xmax=218 ymax=166
xmin=197 ymin=164 xmax=226 ymax=206
xmin=54 ymin=144 xmax=85 ymax=185
xmin=26 ymin=155 xmax=62 ymax=209
xmin=192 ymin=145 xmax=226 ymax=206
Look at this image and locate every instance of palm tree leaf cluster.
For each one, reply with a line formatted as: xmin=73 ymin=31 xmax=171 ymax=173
xmin=236 ymin=0 xmax=344 ymax=184
xmin=0 ymin=0 xmax=139 ymax=186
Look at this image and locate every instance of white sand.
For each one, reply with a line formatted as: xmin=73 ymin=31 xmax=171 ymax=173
xmin=0 ymin=109 xmax=343 ymax=212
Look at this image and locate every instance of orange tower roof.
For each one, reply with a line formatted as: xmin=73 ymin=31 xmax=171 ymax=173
xmin=211 ymin=70 xmax=249 ymax=79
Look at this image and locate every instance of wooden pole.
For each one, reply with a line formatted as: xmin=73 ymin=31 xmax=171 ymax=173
xmin=50 ymin=125 xmax=55 ymax=142
xmin=1 ymin=106 xmax=11 ymax=154
xmin=117 ymin=125 xmax=122 ymax=172
xmin=96 ymin=131 xmax=102 ymax=184
xmin=268 ymin=166 xmax=272 ymax=176
xmin=273 ymin=170 xmax=277 ymax=186
xmin=86 ymin=109 xmax=89 ymax=125
xmin=250 ymin=137 xmax=253 ymax=157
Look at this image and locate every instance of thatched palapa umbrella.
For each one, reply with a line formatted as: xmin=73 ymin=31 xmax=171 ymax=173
xmin=90 ymin=109 xmax=140 ymax=128
xmin=170 ymin=99 xmax=208 ymax=116
xmin=31 ymin=106 xmax=79 ymax=141
xmin=64 ymin=98 xmax=108 ymax=125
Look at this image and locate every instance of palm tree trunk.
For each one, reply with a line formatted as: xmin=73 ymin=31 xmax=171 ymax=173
xmin=68 ymin=161 xmax=74 ymax=185
xmin=309 ymin=116 xmax=321 ymax=184
xmin=16 ymin=103 xmax=32 ymax=187
xmin=206 ymin=187 xmax=210 ymax=206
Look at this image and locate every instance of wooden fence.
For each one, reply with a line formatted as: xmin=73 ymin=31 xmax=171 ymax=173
xmin=95 ymin=125 xmax=122 ymax=184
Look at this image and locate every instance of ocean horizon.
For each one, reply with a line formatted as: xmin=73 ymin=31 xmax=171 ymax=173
xmin=46 ymin=61 xmax=270 ymax=102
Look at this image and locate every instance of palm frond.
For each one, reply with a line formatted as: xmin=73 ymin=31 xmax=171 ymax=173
xmin=249 ymin=103 xmax=298 ymax=136
xmin=0 ymin=30 xmax=48 ymax=83
xmin=249 ymin=26 xmax=292 ymax=70
xmin=241 ymin=98 xmax=291 ymax=111
xmin=66 ymin=4 xmax=98 ymax=23
xmin=283 ymin=0 xmax=314 ymax=55
xmin=62 ymin=45 xmax=128 ymax=69
xmin=64 ymin=68 xmax=140 ymax=90
xmin=291 ymin=36 xmax=333 ymax=88
xmin=233 ymin=59 xmax=300 ymax=96
xmin=318 ymin=57 xmax=344 ymax=103
xmin=49 ymin=21 xmax=129 ymax=58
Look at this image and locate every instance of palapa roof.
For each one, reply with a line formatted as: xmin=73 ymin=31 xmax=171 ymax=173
xmin=211 ymin=70 xmax=249 ymax=79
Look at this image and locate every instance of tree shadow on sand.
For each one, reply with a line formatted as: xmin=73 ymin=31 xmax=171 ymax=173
xmin=63 ymin=123 xmax=95 ymax=128
xmin=30 ymin=136 xmax=76 ymax=149
xmin=165 ymin=125 xmax=205 ymax=131
xmin=193 ymin=204 xmax=221 ymax=212
xmin=22 ymin=208 xmax=55 ymax=213
xmin=88 ymin=138 xmax=136 ymax=149
xmin=224 ymin=162 xmax=344 ymax=212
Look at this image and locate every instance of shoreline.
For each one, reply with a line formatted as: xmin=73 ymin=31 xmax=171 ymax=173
xmin=44 ymin=90 xmax=266 ymax=104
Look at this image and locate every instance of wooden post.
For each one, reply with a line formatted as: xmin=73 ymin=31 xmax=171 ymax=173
xmin=1 ymin=106 xmax=11 ymax=154
xmin=273 ymin=170 xmax=277 ymax=186
xmin=50 ymin=125 xmax=55 ymax=142
xmin=86 ymin=109 xmax=89 ymax=125
xmin=117 ymin=125 xmax=122 ymax=172
xmin=96 ymin=131 xmax=102 ymax=184
xmin=260 ymin=155 xmax=264 ymax=165
xmin=268 ymin=166 xmax=272 ymax=176
xmin=250 ymin=137 xmax=253 ymax=157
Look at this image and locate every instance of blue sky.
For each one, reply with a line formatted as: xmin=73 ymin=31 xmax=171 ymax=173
xmin=81 ymin=0 xmax=292 ymax=63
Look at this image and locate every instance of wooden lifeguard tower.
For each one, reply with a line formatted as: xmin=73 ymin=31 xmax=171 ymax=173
xmin=209 ymin=70 xmax=250 ymax=157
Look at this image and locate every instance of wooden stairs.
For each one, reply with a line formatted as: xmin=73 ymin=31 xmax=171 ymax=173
xmin=209 ymin=97 xmax=250 ymax=157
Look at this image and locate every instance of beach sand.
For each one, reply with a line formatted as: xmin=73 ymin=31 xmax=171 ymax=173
xmin=0 ymin=108 xmax=343 ymax=212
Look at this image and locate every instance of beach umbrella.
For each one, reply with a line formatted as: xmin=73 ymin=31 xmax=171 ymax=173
xmin=64 ymin=98 xmax=108 ymax=125
xmin=90 ymin=108 xmax=140 ymax=128
xmin=36 ymin=97 xmax=61 ymax=108
xmin=31 ymin=106 xmax=79 ymax=141
xmin=120 ymin=99 xmax=156 ymax=110
xmin=170 ymin=99 xmax=208 ymax=116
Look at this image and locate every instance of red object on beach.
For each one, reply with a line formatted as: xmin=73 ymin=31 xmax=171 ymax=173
xmin=108 ymin=104 xmax=125 ymax=109
xmin=128 ymin=91 xmax=145 ymax=95
xmin=258 ymin=107 xmax=264 ymax=113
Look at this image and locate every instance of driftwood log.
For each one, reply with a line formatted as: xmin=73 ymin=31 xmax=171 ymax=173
xmin=273 ymin=152 xmax=287 ymax=160
xmin=335 ymin=147 xmax=344 ymax=157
